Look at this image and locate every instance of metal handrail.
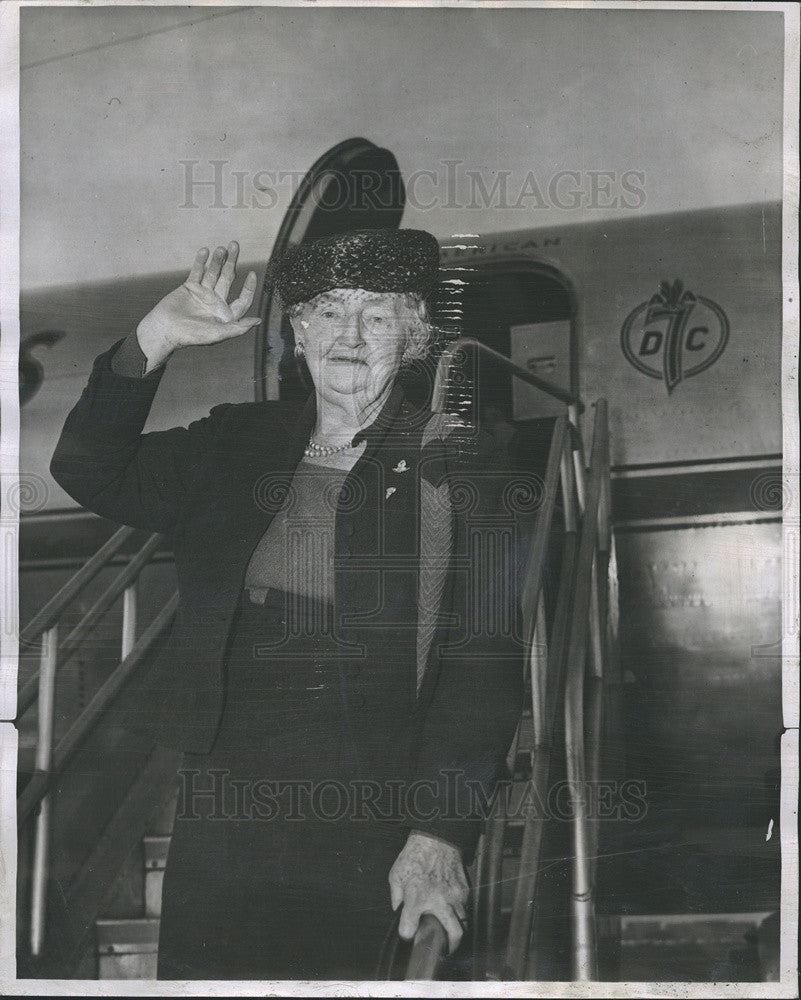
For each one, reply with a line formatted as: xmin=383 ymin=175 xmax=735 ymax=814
xmin=17 ymin=590 xmax=179 ymax=828
xmin=17 ymin=533 xmax=163 ymax=716
xmin=19 ymin=525 xmax=135 ymax=646
xmin=57 ymin=533 xmax=163 ymax=664
xmin=519 ymin=417 xmax=569 ymax=639
xmin=475 ymin=788 xmax=508 ymax=977
xmin=432 ymin=337 xmax=580 ymax=412
xmin=18 ymin=521 xmax=171 ymax=957
xmin=428 ymin=336 xmax=614 ymax=981
xmin=499 ymin=400 xmax=611 ymax=981
xmin=401 ymin=353 xmax=580 ymax=980
xmin=20 ymin=588 xmax=179 ymax=956
xmin=466 ymin=404 xmax=597 ymax=980
xmin=405 ymin=914 xmax=449 ymax=979
xmin=503 ymin=415 xmax=583 ymax=979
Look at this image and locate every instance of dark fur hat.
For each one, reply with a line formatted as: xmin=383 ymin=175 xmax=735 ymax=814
xmin=269 ymin=229 xmax=440 ymax=307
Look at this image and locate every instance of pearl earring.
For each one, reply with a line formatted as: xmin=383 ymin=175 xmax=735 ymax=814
xmin=294 ymin=343 xmax=305 ymax=358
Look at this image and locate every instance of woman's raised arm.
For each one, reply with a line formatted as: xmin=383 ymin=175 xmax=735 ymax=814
xmin=136 ymin=241 xmax=260 ymax=371
xmin=50 ymin=241 xmax=260 ymax=532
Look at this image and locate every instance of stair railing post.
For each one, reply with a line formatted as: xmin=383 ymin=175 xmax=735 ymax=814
xmin=590 ymin=401 xmax=610 ymax=681
xmin=529 ymin=594 xmax=548 ymax=751
xmin=588 ymin=556 xmax=604 ymax=680
xmin=564 ymin=402 xmax=608 ymax=982
xmin=560 ymin=443 xmax=577 ymax=536
xmin=121 ymin=583 xmax=138 ymax=660
xmin=504 ymin=593 xmax=553 ymax=980
xmin=30 ymin=623 xmax=58 ymax=957
xmin=565 ymin=627 xmax=596 ymax=982
xmin=568 ymin=404 xmax=585 ymax=513
xmin=587 ymin=402 xmax=610 ymax=890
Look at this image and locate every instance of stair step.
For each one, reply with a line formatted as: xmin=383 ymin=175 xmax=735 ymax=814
xmin=143 ymin=836 xmax=170 ymax=918
xmin=517 ymin=713 xmax=534 ymax=744
xmin=619 ymin=911 xmax=774 ymax=945
xmin=505 ymin=712 xmax=534 ymax=772
xmin=96 ymin=918 xmax=159 ymax=979
xmin=615 ymin=912 xmax=775 ymax=982
xmin=143 ymin=835 xmax=170 ymax=869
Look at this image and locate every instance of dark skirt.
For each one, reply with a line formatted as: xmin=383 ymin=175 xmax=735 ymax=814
xmin=157 ymin=589 xmax=406 ymax=980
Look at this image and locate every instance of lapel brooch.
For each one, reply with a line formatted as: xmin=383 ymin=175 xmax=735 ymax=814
xmin=392 ymin=459 xmax=409 ymax=473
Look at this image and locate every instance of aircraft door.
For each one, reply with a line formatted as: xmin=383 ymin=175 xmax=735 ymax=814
xmin=431 ymin=255 xmax=578 ymax=442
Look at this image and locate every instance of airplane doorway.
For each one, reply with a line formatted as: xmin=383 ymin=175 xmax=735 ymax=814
xmin=431 ymin=258 xmax=577 ymax=424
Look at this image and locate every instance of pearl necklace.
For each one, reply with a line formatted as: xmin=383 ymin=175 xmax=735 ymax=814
xmin=304 ymin=437 xmax=357 ymax=458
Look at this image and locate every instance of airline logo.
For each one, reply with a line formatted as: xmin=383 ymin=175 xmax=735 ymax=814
xmin=621 ymin=280 xmax=729 ymax=393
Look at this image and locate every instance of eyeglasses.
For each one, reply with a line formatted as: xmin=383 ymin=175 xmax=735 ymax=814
xmin=306 ymin=305 xmax=402 ymax=337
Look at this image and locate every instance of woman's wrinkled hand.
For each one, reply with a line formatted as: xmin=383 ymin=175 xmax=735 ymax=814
xmin=388 ymin=831 xmax=469 ymax=954
xmin=136 ymin=242 xmax=260 ymax=370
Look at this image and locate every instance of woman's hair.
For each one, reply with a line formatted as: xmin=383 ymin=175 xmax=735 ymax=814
xmin=286 ymin=292 xmax=435 ymax=366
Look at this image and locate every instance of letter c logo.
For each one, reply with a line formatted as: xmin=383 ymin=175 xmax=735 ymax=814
xmin=686 ymin=326 xmax=708 ymax=351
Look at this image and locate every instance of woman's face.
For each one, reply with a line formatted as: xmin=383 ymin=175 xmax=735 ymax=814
xmin=290 ymin=288 xmax=408 ymax=406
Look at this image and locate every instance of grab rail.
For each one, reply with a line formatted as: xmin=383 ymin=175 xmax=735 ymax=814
xmin=484 ymin=402 xmax=609 ymax=982
xmin=503 ymin=414 xmax=581 ymax=979
xmin=432 ymin=334 xmax=612 ymax=980
xmin=17 ymin=531 xmax=161 ymax=715
xmin=18 ymin=591 xmax=179 ymax=827
xmin=432 ymin=337 xmax=580 ymax=411
xmin=20 ymin=525 xmax=136 ymax=647
xmin=17 ymin=524 xmax=174 ymax=958
xmin=405 ymin=914 xmax=449 ymax=980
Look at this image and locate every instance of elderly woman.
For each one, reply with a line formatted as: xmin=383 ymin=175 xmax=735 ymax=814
xmin=51 ymin=229 xmax=523 ymax=980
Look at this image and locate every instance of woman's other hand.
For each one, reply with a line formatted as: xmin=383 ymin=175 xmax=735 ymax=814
xmin=388 ymin=831 xmax=469 ymax=954
xmin=136 ymin=242 xmax=260 ymax=370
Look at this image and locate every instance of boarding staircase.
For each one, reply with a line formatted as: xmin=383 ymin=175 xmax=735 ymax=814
xmin=15 ymin=340 xmax=779 ymax=981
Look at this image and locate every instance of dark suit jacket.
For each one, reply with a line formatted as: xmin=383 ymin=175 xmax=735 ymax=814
xmin=50 ymin=344 xmax=525 ymax=856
